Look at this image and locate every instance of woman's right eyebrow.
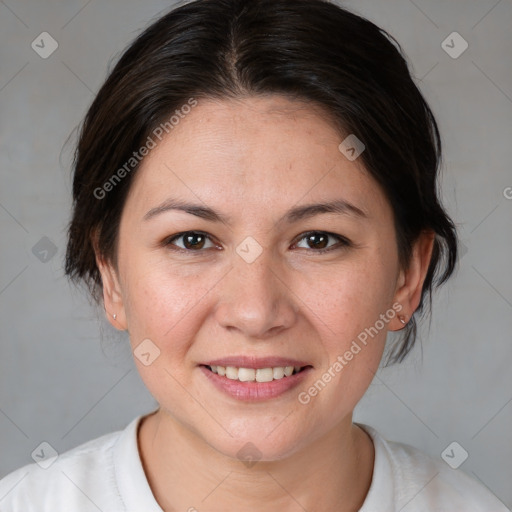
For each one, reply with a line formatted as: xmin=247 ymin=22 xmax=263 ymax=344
xmin=143 ymin=197 xmax=369 ymax=225
xmin=143 ymin=198 xmax=230 ymax=223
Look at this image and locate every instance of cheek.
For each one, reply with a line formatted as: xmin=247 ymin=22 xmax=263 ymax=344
xmin=122 ymin=254 xmax=233 ymax=369
xmin=121 ymin=257 xmax=205 ymax=348
xmin=295 ymin=249 xmax=397 ymax=345
xmin=121 ymin=261 xmax=211 ymax=409
xmin=293 ymin=251 xmax=395 ymax=405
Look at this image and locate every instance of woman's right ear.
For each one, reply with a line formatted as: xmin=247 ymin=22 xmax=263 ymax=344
xmin=91 ymin=229 xmax=127 ymax=331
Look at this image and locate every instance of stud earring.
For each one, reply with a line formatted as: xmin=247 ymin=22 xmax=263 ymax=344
xmin=399 ymin=315 xmax=407 ymax=325
xmin=113 ymin=313 xmax=117 ymax=320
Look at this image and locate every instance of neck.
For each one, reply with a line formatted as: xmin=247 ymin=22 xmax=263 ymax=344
xmin=138 ymin=409 xmax=374 ymax=512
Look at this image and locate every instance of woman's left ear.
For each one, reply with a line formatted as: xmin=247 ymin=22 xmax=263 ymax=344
xmin=391 ymin=230 xmax=436 ymax=331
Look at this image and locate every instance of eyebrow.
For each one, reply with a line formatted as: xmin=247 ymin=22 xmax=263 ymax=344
xmin=143 ymin=197 xmax=369 ymax=225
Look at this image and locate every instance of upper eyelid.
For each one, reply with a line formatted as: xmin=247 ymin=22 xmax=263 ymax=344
xmin=166 ymin=231 xmax=218 ymax=248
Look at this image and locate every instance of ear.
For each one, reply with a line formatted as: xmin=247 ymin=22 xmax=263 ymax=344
xmin=92 ymin=230 xmax=127 ymax=331
xmin=390 ymin=229 xmax=435 ymax=331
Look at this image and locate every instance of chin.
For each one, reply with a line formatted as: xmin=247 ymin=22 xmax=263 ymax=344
xmin=200 ymin=419 xmax=310 ymax=464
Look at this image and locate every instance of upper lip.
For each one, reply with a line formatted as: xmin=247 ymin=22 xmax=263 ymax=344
xmin=202 ymin=356 xmax=312 ymax=369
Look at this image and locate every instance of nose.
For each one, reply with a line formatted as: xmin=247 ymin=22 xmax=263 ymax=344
xmin=214 ymin=248 xmax=298 ymax=340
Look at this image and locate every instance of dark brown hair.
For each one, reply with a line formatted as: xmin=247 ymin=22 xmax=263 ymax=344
xmin=65 ymin=0 xmax=458 ymax=365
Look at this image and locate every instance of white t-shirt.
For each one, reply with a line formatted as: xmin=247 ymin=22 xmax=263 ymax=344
xmin=0 ymin=414 xmax=508 ymax=511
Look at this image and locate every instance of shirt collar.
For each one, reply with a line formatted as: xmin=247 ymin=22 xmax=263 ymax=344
xmin=355 ymin=422 xmax=395 ymax=512
xmin=113 ymin=412 xmax=163 ymax=512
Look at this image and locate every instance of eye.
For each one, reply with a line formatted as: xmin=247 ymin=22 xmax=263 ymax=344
xmin=293 ymin=231 xmax=351 ymax=253
xmin=164 ymin=231 xmax=219 ymax=252
xmin=163 ymin=230 xmax=351 ymax=255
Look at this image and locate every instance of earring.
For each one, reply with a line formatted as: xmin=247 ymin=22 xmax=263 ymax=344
xmin=113 ymin=313 xmax=117 ymax=320
xmin=399 ymin=315 xmax=407 ymax=325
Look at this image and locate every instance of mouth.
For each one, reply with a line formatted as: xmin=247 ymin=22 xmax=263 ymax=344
xmin=198 ymin=358 xmax=313 ymax=401
xmin=201 ymin=364 xmax=310 ymax=382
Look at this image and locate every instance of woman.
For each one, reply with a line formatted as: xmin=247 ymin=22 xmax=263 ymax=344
xmin=0 ymin=0 xmax=507 ymax=510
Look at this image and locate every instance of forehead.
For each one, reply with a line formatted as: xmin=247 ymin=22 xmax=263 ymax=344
xmin=122 ymin=95 xmax=390 ymax=224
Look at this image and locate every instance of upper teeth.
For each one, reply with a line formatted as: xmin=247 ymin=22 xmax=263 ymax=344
xmin=209 ymin=365 xmax=302 ymax=382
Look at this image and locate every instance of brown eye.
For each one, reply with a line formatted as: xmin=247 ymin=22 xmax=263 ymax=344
xmin=305 ymin=232 xmax=329 ymax=250
xmin=294 ymin=231 xmax=350 ymax=253
xmin=165 ymin=231 xmax=216 ymax=251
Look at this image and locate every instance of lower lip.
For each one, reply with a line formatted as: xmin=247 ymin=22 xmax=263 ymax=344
xmin=199 ymin=365 xmax=312 ymax=401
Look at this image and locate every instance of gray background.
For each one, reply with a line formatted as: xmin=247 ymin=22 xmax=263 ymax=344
xmin=0 ymin=0 xmax=511 ymax=508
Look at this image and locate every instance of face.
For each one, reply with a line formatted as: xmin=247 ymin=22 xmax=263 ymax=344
xmin=98 ymin=95 xmax=433 ymax=461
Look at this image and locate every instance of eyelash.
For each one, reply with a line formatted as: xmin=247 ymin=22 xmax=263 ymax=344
xmin=163 ymin=230 xmax=351 ymax=255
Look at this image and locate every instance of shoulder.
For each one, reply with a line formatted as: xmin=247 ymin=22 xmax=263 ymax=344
xmin=0 ymin=425 xmax=126 ymax=512
xmin=358 ymin=423 xmax=509 ymax=512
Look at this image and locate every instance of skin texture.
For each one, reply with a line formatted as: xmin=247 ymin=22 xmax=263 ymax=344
xmin=95 ymin=95 xmax=435 ymax=511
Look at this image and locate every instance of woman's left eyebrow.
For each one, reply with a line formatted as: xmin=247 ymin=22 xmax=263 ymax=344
xmin=143 ymin=197 xmax=369 ymax=225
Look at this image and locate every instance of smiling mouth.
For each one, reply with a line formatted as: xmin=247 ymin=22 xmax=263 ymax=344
xmin=201 ymin=364 xmax=311 ymax=383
